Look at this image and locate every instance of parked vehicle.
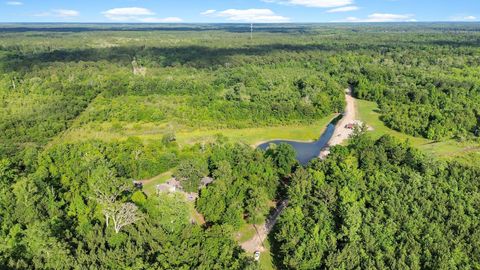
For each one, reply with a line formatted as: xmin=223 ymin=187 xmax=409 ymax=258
xmin=254 ymin=251 xmax=260 ymax=261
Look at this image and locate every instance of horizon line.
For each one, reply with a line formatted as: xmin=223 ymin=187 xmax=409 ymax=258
xmin=0 ymin=21 xmax=479 ymax=24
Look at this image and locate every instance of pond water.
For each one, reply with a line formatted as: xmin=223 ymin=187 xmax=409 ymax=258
xmin=257 ymin=123 xmax=336 ymax=165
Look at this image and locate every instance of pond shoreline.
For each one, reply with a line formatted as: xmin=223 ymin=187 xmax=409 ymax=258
xmin=256 ymin=87 xmax=354 ymax=164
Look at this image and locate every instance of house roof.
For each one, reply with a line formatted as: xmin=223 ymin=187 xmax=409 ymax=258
xmin=166 ymin=178 xmax=182 ymax=187
xmin=156 ymin=184 xmax=172 ymax=192
xmin=200 ymin=177 xmax=214 ymax=186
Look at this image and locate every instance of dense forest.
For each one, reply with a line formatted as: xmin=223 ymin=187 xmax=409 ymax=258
xmin=0 ymin=23 xmax=479 ymax=269
xmin=0 ymin=137 xmax=293 ymax=268
xmin=275 ymin=133 xmax=480 ymax=269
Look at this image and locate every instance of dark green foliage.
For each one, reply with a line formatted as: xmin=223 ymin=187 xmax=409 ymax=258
xmin=175 ymin=158 xmax=208 ymax=192
xmin=275 ymin=135 xmax=480 ymax=269
xmin=1 ymin=24 xmax=480 ymax=269
xmin=265 ymin=143 xmax=298 ymax=177
xmin=0 ymin=140 xmax=253 ymax=269
xmin=197 ymin=143 xmax=279 ymax=227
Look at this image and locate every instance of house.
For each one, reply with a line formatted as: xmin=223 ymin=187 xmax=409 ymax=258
xmin=186 ymin=192 xmax=198 ymax=201
xmin=166 ymin=178 xmax=182 ymax=190
xmin=156 ymin=178 xmax=183 ymax=195
xmin=132 ymin=180 xmax=143 ymax=189
xmin=199 ymin=177 xmax=214 ymax=188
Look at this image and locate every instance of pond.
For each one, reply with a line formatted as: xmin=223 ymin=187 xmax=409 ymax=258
xmin=257 ymin=123 xmax=336 ymax=165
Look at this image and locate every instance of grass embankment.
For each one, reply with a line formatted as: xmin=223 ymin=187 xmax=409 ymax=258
xmin=356 ymin=99 xmax=480 ymax=163
xmin=176 ymin=114 xmax=337 ymax=146
xmin=235 ymin=224 xmax=257 ymax=243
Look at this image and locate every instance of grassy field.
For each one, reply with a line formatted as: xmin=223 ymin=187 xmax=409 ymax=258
xmin=177 ymin=114 xmax=337 ymax=146
xmin=356 ymin=99 xmax=480 ymax=162
xmin=56 ymin=114 xmax=337 ymax=147
xmin=141 ymin=171 xmax=173 ymax=196
xmin=235 ymin=224 xmax=257 ymax=243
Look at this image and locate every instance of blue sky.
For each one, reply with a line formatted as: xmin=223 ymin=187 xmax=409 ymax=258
xmin=1 ymin=0 xmax=479 ymax=23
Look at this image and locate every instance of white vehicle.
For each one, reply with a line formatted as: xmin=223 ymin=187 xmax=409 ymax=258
xmin=254 ymin=251 xmax=260 ymax=261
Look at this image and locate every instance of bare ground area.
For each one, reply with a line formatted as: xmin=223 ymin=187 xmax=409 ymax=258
xmin=326 ymin=88 xmax=358 ymax=146
xmin=240 ymin=200 xmax=288 ymax=254
xmin=319 ymin=87 xmax=368 ymax=158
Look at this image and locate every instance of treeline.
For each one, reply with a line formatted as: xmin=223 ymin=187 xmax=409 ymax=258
xmin=0 ymin=48 xmax=345 ymax=162
xmin=274 ymin=134 xmax=480 ymax=269
xmin=353 ymin=59 xmax=480 ymax=140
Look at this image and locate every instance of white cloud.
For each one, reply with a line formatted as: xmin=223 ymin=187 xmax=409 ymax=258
xmin=338 ymin=13 xmax=416 ymax=22
xmin=54 ymin=9 xmax=80 ymax=17
xmin=326 ymin=6 xmax=358 ymax=13
xmin=6 ymin=1 xmax=23 ymax=5
xmin=102 ymin=7 xmax=154 ymax=21
xmin=201 ymin=9 xmax=216 ymax=15
xmin=201 ymin=8 xmax=290 ymax=23
xmin=450 ymin=15 xmax=477 ymax=21
xmin=263 ymin=0 xmax=353 ymax=8
xmin=102 ymin=7 xmax=182 ymax=22
xmin=34 ymin=9 xmax=80 ymax=18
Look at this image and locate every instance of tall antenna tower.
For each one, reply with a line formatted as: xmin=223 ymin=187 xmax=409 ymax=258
xmin=250 ymin=23 xmax=253 ymax=40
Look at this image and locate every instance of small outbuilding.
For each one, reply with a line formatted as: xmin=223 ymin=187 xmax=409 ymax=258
xmin=200 ymin=177 xmax=214 ymax=188
xmin=133 ymin=180 xmax=143 ymax=189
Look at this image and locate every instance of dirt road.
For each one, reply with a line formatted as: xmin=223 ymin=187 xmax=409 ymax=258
xmin=319 ymin=87 xmax=362 ymax=158
xmin=241 ymin=87 xmax=360 ymax=254
xmin=240 ymin=200 xmax=288 ymax=253
xmin=328 ymin=87 xmax=358 ymax=145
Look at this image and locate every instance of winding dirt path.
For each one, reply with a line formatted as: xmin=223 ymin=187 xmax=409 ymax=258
xmin=240 ymin=87 xmax=362 ymax=254
xmin=240 ymin=200 xmax=288 ymax=253
xmin=240 ymin=87 xmax=359 ymax=254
